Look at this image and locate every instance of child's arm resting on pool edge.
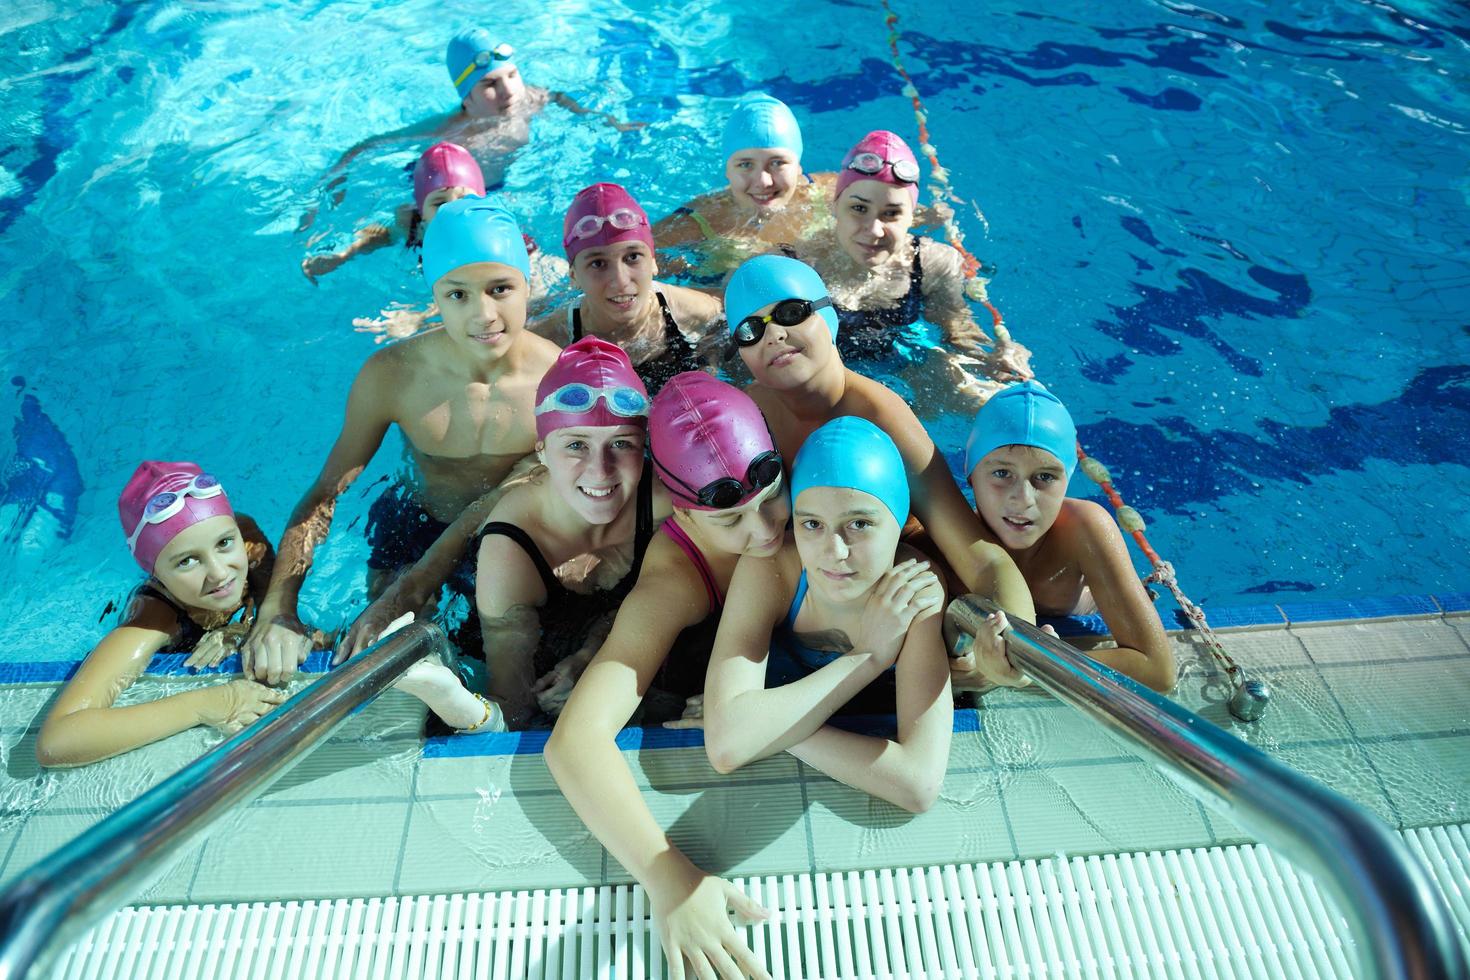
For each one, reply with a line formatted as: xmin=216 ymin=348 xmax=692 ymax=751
xmin=36 ymin=603 xmax=286 ymax=767
xmin=545 ymin=555 xmax=774 ymax=980
xmin=1068 ymin=501 xmax=1175 ymax=692
xmin=787 ymin=603 xmax=953 ymax=813
xmin=703 ymin=555 xmax=927 ymax=774
xmin=245 ymin=356 xmax=395 ymax=684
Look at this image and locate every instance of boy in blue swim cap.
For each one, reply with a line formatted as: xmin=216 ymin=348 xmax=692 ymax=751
xmin=704 ymin=416 xmax=954 ymax=812
xmin=723 ymin=255 xmax=1037 ymax=689
xmin=322 ymin=30 xmax=642 ymax=207
xmin=652 ymin=93 xmax=837 ymax=275
xmin=244 ymin=198 xmax=561 ymax=685
xmin=965 ymin=381 xmax=1175 ymax=691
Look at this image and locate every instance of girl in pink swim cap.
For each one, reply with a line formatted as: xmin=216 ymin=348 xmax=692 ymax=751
xmin=792 ymin=129 xmax=1034 ymax=407
xmin=303 ymin=143 xmax=568 ymax=339
xmin=370 ymin=338 xmax=677 ymax=732
xmin=545 ymin=373 xmax=791 ymax=979
xmin=35 ymin=462 xmax=289 ymax=768
xmin=529 ymin=183 xmax=723 ymax=393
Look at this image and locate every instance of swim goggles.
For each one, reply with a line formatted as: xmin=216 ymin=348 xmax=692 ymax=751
xmin=535 ymin=383 xmax=650 ymax=419
xmin=125 ymin=473 xmax=225 ymax=556
xmin=653 ymin=450 xmax=784 ymax=510
xmin=844 ymin=151 xmax=921 ymax=185
xmin=733 ymin=297 xmax=833 ymax=347
xmin=454 ymin=43 xmax=515 ymax=89
xmin=567 ymin=209 xmax=648 ymax=242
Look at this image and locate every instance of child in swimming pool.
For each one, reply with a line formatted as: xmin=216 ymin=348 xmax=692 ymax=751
xmin=304 ymin=142 xmax=565 ymax=337
xmin=544 ymin=373 xmax=789 ymax=980
xmin=244 ymin=198 xmax=561 ymax=686
xmin=327 ymin=31 xmax=641 ymax=194
xmin=529 ymin=183 xmax=723 ymax=392
xmin=652 ymin=93 xmax=835 ymax=276
xmin=703 ymin=416 xmax=954 ymax=812
xmin=725 ymin=255 xmax=1036 ymax=624
xmin=794 ymin=130 xmax=1033 ymax=395
xmin=962 ymin=381 xmax=1175 ymax=691
xmin=35 ymin=463 xmax=289 ymax=767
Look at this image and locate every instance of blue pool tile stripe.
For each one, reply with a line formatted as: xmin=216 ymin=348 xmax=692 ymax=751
xmin=422 ymin=709 xmax=983 ymax=760
xmin=1432 ymin=592 xmax=1470 ymax=613
xmin=1279 ymin=594 xmax=1440 ymax=624
xmin=4 ymin=591 xmax=1461 ymax=686
xmin=1174 ymin=603 xmax=1287 ymax=629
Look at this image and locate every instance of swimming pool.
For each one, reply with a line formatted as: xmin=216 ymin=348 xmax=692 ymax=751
xmin=5 ymin=0 xmax=1468 ymax=668
xmin=2 ymin=5 xmax=1470 ymax=972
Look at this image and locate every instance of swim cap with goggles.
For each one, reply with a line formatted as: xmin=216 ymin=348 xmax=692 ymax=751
xmin=790 ymin=416 xmax=910 ymax=527
xmin=119 ymin=461 xmax=236 ymax=573
xmin=535 ymin=336 xmax=650 ymax=439
xmin=650 ymin=372 xmax=782 ymax=511
xmin=422 ymin=196 xmax=531 ymax=289
xmin=834 ymin=130 xmax=921 ymax=207
xmin=446 ymin=29 xmax=515 ymax=101
xmin=721 ymin=93 xmax=803 ymax=164
xmin=413 ymin=142 xmax=486 ymax=214
xmin=963 ymin=380 xmax=1078 ymax=482
xmin=725 ymin=255 xmax=839 ymax=345
xmin=562 ymin=183 xmax=655 ymax=265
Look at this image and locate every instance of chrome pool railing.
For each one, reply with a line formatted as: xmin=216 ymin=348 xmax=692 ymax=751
xmin=0 ymin=619 xmax=449 ymax=980
xmin=946 ymin=594 xmax=1468 ymax=980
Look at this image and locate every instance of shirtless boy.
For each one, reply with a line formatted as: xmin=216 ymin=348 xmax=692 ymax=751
xmin=244 ymin=197 xmax=560 ymax=683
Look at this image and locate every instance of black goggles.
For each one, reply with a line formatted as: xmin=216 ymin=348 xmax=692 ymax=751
xmin=653 ymin=449 xmax=784 ymax=510
xmin=732 ymin=297 xmax=833 ymax=348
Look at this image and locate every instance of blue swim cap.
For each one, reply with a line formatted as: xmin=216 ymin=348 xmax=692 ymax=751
xmin=447 ymin=29 xmax=515 ymax=102
xmin=791 ymin=416 xmax=910 ymax=526
xmin=721 ymin=93 xmax=803 ymax=164
xmin=964 ymin=381 xmax=1078 ymax=481
xmin=422 ymin=196 xmax=531 ymax=290
xmin=725 ymin=255 xmax=838 ymax=341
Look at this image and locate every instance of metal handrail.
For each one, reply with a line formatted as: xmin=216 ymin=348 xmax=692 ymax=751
xmin=947 ymin=594 xmax=1467 ymax=980
xmin=0 ymin=620 xmax=449 ymax=980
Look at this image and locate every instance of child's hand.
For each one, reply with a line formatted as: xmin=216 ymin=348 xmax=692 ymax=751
xmin=662 ymin=695 xmax=705 ymax=730
xmin=531 ymin=650 xmax=593 ymax=716
xmin=982 ymin=339 xmax=1034 ymax=384
xmin=950 ymin=612 xmax=1033 ymax=690
xmin=352 ymin=303 xmax=433 ymax=343
xmin=301 ymin=251 xmax=347 ymax=283
xmin=185 ymin=623 xmax=250 ymax=670
xmin=198 ymin=679 xmax=288 ymax=733
xmin=859 ymin=559 xmax=945 ymax=670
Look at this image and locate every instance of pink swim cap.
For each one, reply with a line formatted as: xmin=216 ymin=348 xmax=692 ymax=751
xmin=413 ymin=142 xmax=487 ymax=213
xmin=561 ymin=183 xmax=655 ymax=265
xmin=119 ymin=461 xmax=236 ymax=573
xmin=534 ymin=336 xmax=650 ymax=439
xmin=649 ymin=373 xmax=779 ymax=511
xmin=834 ymin=130 xmax=920 ymax=207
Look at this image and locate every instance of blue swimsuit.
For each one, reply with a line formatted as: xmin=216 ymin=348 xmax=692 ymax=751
xmin=766 ymin=572 xmax=898 ymax=712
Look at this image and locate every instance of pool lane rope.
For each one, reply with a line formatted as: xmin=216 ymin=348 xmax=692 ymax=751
xmin=880 ymin=0 xmax=1256 ymax=712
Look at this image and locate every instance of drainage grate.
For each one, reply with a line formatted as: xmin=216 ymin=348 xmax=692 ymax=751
xmin=51 ymin=826 xmax=1470 ymax=979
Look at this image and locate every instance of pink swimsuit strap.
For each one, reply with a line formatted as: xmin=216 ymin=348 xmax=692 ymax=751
xmin=660 ymin=519 xmax=724 ymax=612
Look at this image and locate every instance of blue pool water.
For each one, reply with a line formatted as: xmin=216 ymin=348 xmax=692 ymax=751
xmin=1 ymin=0 xmax=1467 ymax=664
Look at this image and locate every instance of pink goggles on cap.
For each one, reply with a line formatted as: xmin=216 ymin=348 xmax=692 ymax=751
xmin=125 ymin=473 xmax=225 ymax=557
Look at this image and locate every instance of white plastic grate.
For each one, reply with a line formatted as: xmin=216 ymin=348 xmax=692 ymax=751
xmin=49 ymin=825 xmax=1470 ymax=979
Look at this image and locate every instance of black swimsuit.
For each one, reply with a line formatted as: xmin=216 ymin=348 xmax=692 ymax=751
xmin=572 ymin=292 xmax=702 ymax=395
xmin=832 ymin=235 xmax=925 ymax=362
xmin=473 ymin=461 xmax=656 ymax=676
xmin=131 ymin=583 xmax=248 ymax=652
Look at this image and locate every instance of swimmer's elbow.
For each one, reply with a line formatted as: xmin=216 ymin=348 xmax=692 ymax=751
xmin=34 ymin=729 xmax=81 ymax=769
xmin=704 ymin=731 xmax=747 ymax=776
